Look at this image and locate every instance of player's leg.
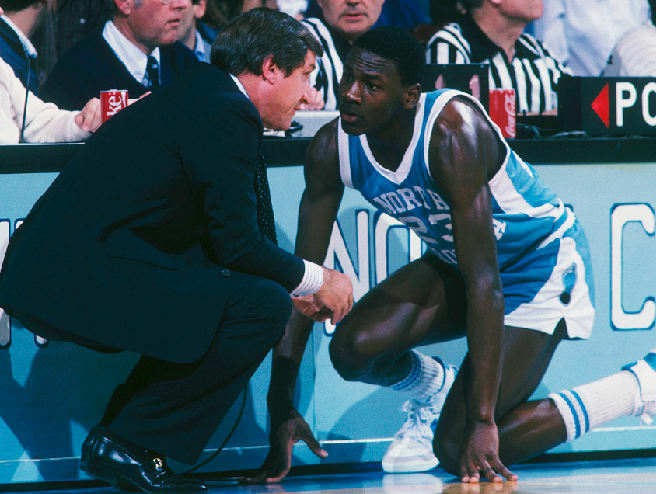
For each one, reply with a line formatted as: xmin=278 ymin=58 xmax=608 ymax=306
xmin=433 ymin=321 xmax=567 ymax=475
xmin=329 ymin=254 xmax=465 ymax=472
xmin=544 ymin=347 xmax=656 ymax=456
xmin=329 ymin=254 xmax=465 ymax=387
xmin=435 ymin=325 xmax=656 ymax=476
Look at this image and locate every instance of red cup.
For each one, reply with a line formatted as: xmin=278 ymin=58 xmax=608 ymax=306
xmin=100 ymin=89 xmax=128 ymax=122
xmin=489 ymin=89 xmax=516 ymax=138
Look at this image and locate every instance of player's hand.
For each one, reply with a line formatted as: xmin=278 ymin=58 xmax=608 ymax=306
xmin=241 ymin=410 xmax=327 ymax=484
xmin=314 ymin=267 xmax=353 ymax=324
xmin=292 ymin=294 xmax=324 ymax=320
xmin=74 ymin=98 xmax=102 ymax=133
xmin=292 ymin=295 xmax=334 ymax=322
xmin=458 ymin=421 xmax=517 ymax=483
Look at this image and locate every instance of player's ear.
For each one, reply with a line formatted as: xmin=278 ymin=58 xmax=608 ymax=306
xmin=402 ymin=83 xmax=421 ymax=110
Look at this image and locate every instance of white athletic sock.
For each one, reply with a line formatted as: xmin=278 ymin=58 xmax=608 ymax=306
xmin=391 ymin=350 xmax=445 ymax=405
xmin=549 ymin=370 xmax=639 ymax=441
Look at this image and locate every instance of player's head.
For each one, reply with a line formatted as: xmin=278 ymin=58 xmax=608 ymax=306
xmin=339 ymin=26 xmax=424 ymax=135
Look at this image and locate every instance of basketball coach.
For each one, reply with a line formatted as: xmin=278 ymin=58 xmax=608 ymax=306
xmin=0 ymin=9 xmax=352 ymax=493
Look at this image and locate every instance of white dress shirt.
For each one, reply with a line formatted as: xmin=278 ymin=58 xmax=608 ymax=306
xmin=102 ymin=20 xmax=161 ymax=86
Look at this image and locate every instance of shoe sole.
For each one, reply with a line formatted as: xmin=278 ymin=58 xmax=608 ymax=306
xmin=81 ymin=461 xmax=144 ymax=492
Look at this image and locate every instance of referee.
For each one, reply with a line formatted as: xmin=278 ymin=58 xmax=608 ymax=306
xmin=426 ymin=0 xmax=569 ymax=115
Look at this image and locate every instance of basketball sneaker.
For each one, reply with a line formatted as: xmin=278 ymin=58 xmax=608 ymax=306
xmin=382 ymin=363 xmax=457 ymax=473
xmin=622 ymin=347 xmax=656 ymax=424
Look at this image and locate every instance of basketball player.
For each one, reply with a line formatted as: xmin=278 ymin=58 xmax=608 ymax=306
xmin=250 ymin=27 xmax=656 ymax=483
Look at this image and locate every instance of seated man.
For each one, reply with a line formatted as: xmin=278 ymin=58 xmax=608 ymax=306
xmin=0 ymin=54 xmax=101 ymax=142
xmin=302 ymin=0 xmax=384 ymax=110
xmin=602 ymin=0 xmax=656 ymax=77
xmin=40 ymin=0 xmax=197 ymax=110
xmin=425 ymin=0 xmax=568 ymax=115
xmin=0 ymin=8 xmax=352 ymax=493
xmin=0 ymin=0 xmax=55 ymax=94
xmin=177 ymin=0 xmax=211 ymax=62
xmin=250 ymin=27 xmax=656 ymax=482
xmin=533 ymin=0 xmax=650 ymax=77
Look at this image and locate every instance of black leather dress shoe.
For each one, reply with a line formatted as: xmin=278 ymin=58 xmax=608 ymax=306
xmin=80 ymin=426 xmax=207 ymax=492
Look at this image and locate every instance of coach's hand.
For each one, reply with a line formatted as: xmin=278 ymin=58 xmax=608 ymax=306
xmin=314 ymin=268 xmax=353 ymax=324
xmin=241 ymin=409 xmax=327 ymax=484
xmin=459 ymin=421 xmax=517 ymax=483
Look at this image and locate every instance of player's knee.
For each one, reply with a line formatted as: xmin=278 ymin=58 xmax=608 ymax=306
xmin=329 ymin=331 xmax=370 ymax=381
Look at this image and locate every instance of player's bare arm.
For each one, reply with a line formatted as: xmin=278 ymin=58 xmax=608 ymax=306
xmin=244 ymin=119 xmax=345 ymax=484
xmin=428 ymin=97 xmax=515 ymax=483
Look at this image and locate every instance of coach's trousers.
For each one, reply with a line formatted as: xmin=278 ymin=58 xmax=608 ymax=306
xmin=97 ymin=273 xmax=292 ymax=464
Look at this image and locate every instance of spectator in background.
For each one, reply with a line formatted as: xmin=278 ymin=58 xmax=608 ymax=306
xmin=603 ymin=0 xmax=656 ymax=76
xmin=278 ymin=0 xmax=306 ymax=19
xmin=425 ymin=0 xmax=568 ymax=116
xmin=0 ymin=0 xmax=56 ymax=94
xmin=302 ymin=0 xmax=384 ymax=110
xmin=32 ymin=0 xmax=114 ymax=79
xmin=532 ymin=0 xmax=650 ymax=77
xmin=242 ymin=0 xmax=278 ymax=9
xmin=0 ymin=6 xmax=102 ymax=143
xmin=177 ymin=0 xmax=211 ymax=62
xmin=199 ymin=0 xmax=278 ymax=29
xmin=39 ymin=0 xmax=197 ymax=110
xmin=306 ymin=0 xmax=429 ymax=28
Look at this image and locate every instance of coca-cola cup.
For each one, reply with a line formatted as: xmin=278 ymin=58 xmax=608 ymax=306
xmin=488 ymin=88 xmax=516 ymax=138
xmin=100 ymin=89 xmax=128 ymax=123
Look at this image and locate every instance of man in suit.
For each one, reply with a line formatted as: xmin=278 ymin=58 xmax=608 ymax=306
xmin=0 ymin=8 xmax=352 ymax=493
xmin=39 ymin=0 xmax=197 ymax=110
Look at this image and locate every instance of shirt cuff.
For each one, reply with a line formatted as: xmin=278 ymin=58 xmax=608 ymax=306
xmin=290 ymin=260 xmax=324 ymax=297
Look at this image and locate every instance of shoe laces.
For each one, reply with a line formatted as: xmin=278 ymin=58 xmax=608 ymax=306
xmin=393 ymin=400 xmax=437 ymax=444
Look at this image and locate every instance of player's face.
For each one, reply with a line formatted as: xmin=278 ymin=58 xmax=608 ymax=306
xmin=262 ymin=51 xmax=317 ymax=130
xmin=125 ymin=0 xmax=190 ymax=52
xmin=497 ymin=0 xmax=543 ymax=24
xmin=339 ymin=47 xmax=406 ymax=135
xmin=317 ymin=0 xmax=385 ymax=42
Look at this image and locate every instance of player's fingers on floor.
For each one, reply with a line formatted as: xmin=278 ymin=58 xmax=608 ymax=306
xmin=481 ymin=461 xmax=500 ymax=482
xmin=300 ymin=429 xmax=326 ymax=457
xmin=491 ymin=458 xmax=517 ymax=481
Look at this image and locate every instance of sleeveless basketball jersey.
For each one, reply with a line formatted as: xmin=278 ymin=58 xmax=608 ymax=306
xmin=337 ymin=89 xmax=595 ymax=338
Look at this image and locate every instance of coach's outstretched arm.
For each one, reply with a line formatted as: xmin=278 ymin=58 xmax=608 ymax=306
xmin=243 ymin=120 xmax=344 ymax=484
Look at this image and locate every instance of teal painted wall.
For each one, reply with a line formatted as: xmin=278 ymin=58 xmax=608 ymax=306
xmin=0 ymin=161 xmax=654 ymax=483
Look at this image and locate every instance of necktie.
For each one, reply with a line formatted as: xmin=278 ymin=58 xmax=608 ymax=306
xmin=254 ymin=154 xmax=277 ymax=245
xmin=146 ymin=55 xmax=160 ymax=89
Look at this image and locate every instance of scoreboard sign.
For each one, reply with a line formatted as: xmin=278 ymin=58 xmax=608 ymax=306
xmin=559 ymin=77 xmax=656 ymax=136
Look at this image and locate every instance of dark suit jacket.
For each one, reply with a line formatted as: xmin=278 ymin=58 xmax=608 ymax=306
xmin=0 ymin=63 xmax=305 ymax=363
xmin=40 ymin=32 xmax=197 ymax=110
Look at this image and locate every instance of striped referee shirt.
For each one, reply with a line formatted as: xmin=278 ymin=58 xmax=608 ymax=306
xmin=426 ymin=15 xmax=570 ymax=115
xmin=302 ymin=17 xmax=352 ymax=111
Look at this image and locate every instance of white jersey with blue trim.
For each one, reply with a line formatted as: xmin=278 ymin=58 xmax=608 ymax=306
xmin=337 ymin=89 xmax=595 ymax=339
